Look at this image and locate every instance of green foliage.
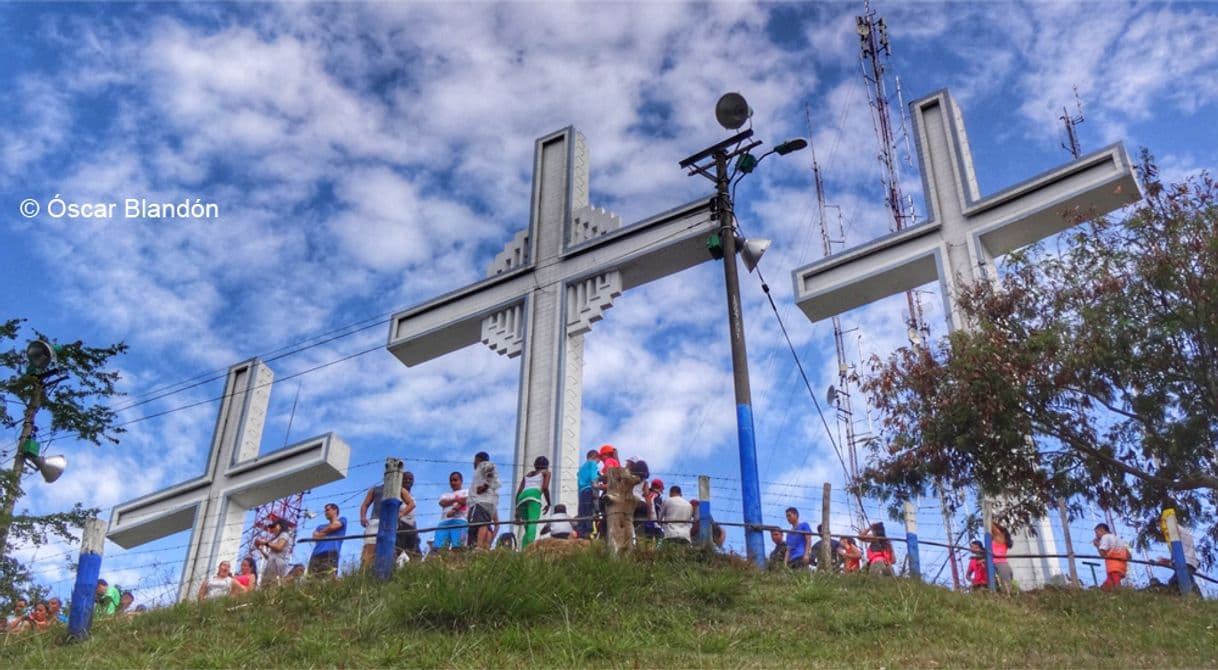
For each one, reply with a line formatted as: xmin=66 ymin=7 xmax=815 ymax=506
xmin=0 ymin=318 xmax=127 ymax=610
xmin=859 ymin=152 xmax=1218 ymax=556
xmin=2 ymin=550 xmax=1216 ymax=668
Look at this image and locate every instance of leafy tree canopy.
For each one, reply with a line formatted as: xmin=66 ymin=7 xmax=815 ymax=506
xmin=860 ymin=152 xmax=1217 ymax=561
xmin=0 ymin=319 xmax=127 ymax=609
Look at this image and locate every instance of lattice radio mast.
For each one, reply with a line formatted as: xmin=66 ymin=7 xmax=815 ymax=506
xmin=857 ymin=1 xmax=962 ymax=588
xmin=857 ymin=0 xmax=928 ymax=343
xmin=1060 ymin=86 xmax=1085 ymax=159
xmin=806 ymin=110 xmax=869 ymax=515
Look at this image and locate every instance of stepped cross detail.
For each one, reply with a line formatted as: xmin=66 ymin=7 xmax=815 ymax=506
xmin=387 ymin=127 xmax=715 ymax=505
xmin=108 ymin=358 xmax=350 ymax=602
xmin=790 ymin=89 xmax=1141 ymax=587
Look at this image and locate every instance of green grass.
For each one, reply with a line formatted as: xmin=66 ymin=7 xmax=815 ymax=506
xmin=4 ymin=544 xmax=1216 ymax=668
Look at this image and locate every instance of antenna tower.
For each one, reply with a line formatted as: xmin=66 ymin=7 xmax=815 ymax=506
xmin=1060 ymin=86 xmax=1085 ymax=159
xmin=806 ymin=111 xmax=870 ymax=520
xmin=856 ymin=0 xmax=928 ymax=343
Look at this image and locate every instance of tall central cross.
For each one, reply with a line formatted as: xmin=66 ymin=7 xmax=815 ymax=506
xmin=387 ymin=127 xmax=715 ymax=505
xmin=791 ymin=89 xmax=1141 ymax=587
xmin=108 ymin=358 xmax=350 ymax=602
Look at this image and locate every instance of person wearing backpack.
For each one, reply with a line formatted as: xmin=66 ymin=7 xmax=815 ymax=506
xmin=1093 ymin=523 xmax=1130 ymax=590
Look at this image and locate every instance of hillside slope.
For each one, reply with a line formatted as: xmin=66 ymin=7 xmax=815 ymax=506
xmin=4 ymin=546 xmax=1216 ymax=668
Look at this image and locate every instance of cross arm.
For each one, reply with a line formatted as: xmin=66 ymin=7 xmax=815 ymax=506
xmin=224 ymin=433 xmax=350 ymax=508
xmin=387 ymin=270 xmax=536 ymax=366
xmin=792 ymin=222 xmax=944 ymax=323
xmin=107 ymin=478 xmax=212 ymax=549
xmin=105 ymin=433 xmax=349 ymax=549
xmin=564 ymin=198 xmax=715 ymax=291
xmin=969 ymin=143 xmax=1140 ymax=256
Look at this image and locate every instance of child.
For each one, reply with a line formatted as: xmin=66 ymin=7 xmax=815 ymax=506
xmin=1093 ymin=523 xmax=1130 ymax=590
xmin=542 ymin=504 xmax=574 ymax=539
xmin=965 ymin=539 xmax=989 ymax=590
xmin=839 ymin=536 xmax=863 ymax=573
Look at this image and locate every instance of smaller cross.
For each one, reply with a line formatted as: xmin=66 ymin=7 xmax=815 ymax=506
xmin=107 ymin=358 xmax=350 ymax=602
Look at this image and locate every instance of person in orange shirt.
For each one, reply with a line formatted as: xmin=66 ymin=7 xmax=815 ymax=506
xmin=839 ymin=536 xmax=863 ymax=574
xmin=1093 ymin=523 xmax=1130 ymax=590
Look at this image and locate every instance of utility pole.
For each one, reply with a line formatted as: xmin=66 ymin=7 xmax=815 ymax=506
xmin=681 ymin=94 xmax=806 ymax=568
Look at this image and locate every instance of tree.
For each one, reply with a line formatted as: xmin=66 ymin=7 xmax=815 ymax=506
xmin=0 ymin=319 xmax=127 ymax=609
xmin=859 ymin=153 xmax=1217 ymax=560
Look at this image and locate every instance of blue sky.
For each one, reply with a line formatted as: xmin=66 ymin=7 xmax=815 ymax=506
xmin=4 ymin=1 xmax=1218 ymax=604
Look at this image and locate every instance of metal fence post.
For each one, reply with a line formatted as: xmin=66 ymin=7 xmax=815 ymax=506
xmin=374 ymin=458 xmax=404 ymax=581
xmin=904 ymin=501 xmax=921 ymax=580
xmin=697 ymin=476 xmax=713 ymax=548
xmin=1162 ymin=508 xmax=1193 ymax=596
xmin=67 ymin=518 xmax=106 ymax=640
xmin=819 ymin=483 xmax=832 ymax=571
xmin=982 ymin=501 xmax=996 ymax=592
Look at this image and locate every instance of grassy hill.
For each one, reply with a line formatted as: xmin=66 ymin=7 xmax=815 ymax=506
xmin=4 ymin=545 xmax=1216 ymax=668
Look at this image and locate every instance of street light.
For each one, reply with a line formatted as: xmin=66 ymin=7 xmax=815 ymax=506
xmin=679 ymin=92 xmax=807 ymax=568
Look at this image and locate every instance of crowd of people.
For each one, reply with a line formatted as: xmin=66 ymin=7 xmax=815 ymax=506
xmin=8 ymin=448 xmax=1206 ymax=629
xmin=4 ymin=578 xmax=141 ymax=635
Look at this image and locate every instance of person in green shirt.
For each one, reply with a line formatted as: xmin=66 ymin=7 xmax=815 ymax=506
xmin=95 ymin=579 xmax=120 ymax=616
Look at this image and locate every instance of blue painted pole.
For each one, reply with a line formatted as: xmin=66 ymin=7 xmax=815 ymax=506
xmin=67 ymin=518 xmax=106 ymax=641
xmin=1161 ymin=508 xmax=1193 ymax=596
xmin=373 ymin=458 xmax=404 ymax=581
xmin=697 ymin=476 xmax=714 ymax=548
xmin=904 ymin=502 xmax=921 ymax=580
xmin=983 ymin=501 xmax=996 ymax=591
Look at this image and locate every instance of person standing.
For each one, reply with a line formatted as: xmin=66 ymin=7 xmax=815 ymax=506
xmin=576 ymin=450 xmax=601 ymax=538
xmin=1093 ymin=523 xmax=1130 ymax=591
xmin=859 ymin=522 xmax=895 ymax=576
xmin=435 ymin=472 xmax=469 ymax=550
xmin=255 ymin=518 xmax=293 ymax=586
xmin=359 ymin=471 xmax=414 ymax=568
xmin=660 ymin=485 xmax=693 ymax=545
xmin=397 ymin=471 xmax=421 ymax=560
xmin=784 ymin=508 xmax=813 ymax=570
xmin=810 ymin=523 xmax=842 ymax=571
xmin=515 ymin=456 xmax=552 ymax=549
xmin=469 ymin=452 xmax=502 ymax=551
xmin=308 ymin=503 xmax=347 ymax=578
xmin=641 ymin=479 xmax=665 ymax=542
xmin=839 ymin=536 xmax=863 ymax=573
xmin=989 ymin=521 xmax=1014 ymax=591
xmin=965 ymin=539 xmax=989 ymax=590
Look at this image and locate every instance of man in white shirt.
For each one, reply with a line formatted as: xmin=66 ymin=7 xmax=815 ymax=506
xmin=468 ymin=451 xmax=501 ymax=551
xmin=659 ymin=485 xmax=693 ymax=544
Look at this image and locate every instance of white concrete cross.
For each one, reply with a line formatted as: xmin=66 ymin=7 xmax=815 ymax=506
xmin=107 ymin=358 xmax=350 ymax=602
xmin=387 ymin=127 xmax=715 ymax=506
xmin=790 ymin=89 xmax=1141 ymax=587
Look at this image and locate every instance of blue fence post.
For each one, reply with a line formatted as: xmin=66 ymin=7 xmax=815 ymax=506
xmin=697 ymin=476 xmax=713 ymax=548
xmin=983 ymin=501 xmax=996 ymax=592
xmin=1161 ymin=508 xmax=1193 ymax=596
xmin=904 ymin=501 xmax=921 ymax=580
xmin=67 ymin=518 xmax=106 ymax=641
xmin=374 ymin=458 xmax=404 ymax=581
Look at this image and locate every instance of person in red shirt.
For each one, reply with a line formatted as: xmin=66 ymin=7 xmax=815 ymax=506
xmin=839 ymin=536 xmax=863 ymax=573
xmin=965 ymin=539 xmax=989 ymax=590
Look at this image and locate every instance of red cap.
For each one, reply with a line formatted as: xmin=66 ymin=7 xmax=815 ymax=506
xmin=651 ymin=479 xmax=664 ymax=490
xmin=598 ymin=444 xmax=615 ymax=456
